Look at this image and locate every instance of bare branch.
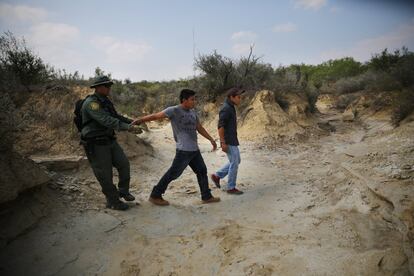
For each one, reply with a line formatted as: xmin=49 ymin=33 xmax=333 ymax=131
xmin=243 ymin=44 xmax=255 ymax=78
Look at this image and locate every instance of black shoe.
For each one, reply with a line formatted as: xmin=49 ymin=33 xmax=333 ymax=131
xmin=119 ymin=192 xmax=135 ymax=201
xmin=106 ymin=200 xmax=129 ymax=210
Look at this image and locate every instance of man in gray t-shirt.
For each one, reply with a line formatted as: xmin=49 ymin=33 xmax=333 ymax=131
xmin=163 ymin=105 xmax=199 ymax=151
xmin=136 ymin=89 xmax=220 ymax=206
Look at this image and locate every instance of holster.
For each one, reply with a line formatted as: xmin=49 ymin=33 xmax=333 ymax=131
xmin=80 ymin=139 xmax=94 ymax=155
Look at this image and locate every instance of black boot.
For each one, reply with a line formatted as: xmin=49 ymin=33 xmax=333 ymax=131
xmin=106 ymin=200 xmax=129 ymax=210
xmin=119 ymin=192 xmax=135 ymax=201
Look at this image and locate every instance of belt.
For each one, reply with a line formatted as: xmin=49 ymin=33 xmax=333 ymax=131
xmin=81 ymin=135 xmax=115 ymax=145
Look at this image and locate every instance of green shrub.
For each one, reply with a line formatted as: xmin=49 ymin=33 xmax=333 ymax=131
xmin=335 ymin=94 xmax=358 ymax=110
xmin=299 ymin=57 xmax=365 ymax=86
xmin=0 ymin=31 xmax=51 ymax=92
xmin=269 ymin=66 xmax=302 ymax=93
xmin=195 ymin=49 xmax=275 ymax=99
xmin=392 ymin=88 xmax=414 ymax=125
xmin=366 ymin=47 xmax=414 ymax=89
xmin=368 ymin=48 xmax=405 ymax=72
xmin=305 ymin=88 xmax=319 ymax=113
xmin=195 ymin=51 xmax=235 ymax=98
xmin=334 ymin=76 xmax=366 ymax=94
xmin=391 ymin=53 xmax=414 ymax=87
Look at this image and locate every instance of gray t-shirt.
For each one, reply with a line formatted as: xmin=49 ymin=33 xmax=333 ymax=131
xmin=163 ymin=105 xmax=199 ymax=151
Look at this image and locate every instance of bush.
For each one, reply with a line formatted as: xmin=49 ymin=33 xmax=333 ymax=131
xmin=391 ymin=53 xmax=414 ymax=87
xmin=49 ymin=69 xmax=88 ymax=86
xmin=299 ymin=57 xmax=365 ymax=87
xmin=273 ymin=91 xmax=289 ymax=111
xmin=269 ymin=66 xmax=303 ymax=94
xmin=368 ymin=48 xmax=405 ymax=72
xmin=366 ymin=47 xmax=414 ymax=89
xmin=335 ymin=94 xmax=358 ymax=110
xmin=111 ymin=79 xmax=196 ymax=116
xmin=305 ymin=88 xmax=320 ymax=113
xmin=195 ymin=48 xmax=275 ymax=99
xmin=334 ymin=75 xmax=366 ymax=94
xmin=334 ymin=69 xmax=405 ymax=94
xmin=235 ymin=59 xmax=274 ymax=90
xmin=195 ymin=51 xmax=235 ymax=98
xmin=392 ymin=88 xmax=414 ymax=125
xmin=0 ymin=31 xmax=51 ymax=92
xmin=365 ymin=71 xmax=401 ymax=91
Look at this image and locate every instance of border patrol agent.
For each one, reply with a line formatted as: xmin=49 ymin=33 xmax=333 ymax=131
xmin=81 ymin=76 xmax=137 ymax=210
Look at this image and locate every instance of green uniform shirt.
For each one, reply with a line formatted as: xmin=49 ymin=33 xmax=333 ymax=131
xmin=81 ymin=93 xmax=131 ymax=138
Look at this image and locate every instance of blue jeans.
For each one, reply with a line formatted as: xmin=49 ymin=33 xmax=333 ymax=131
xmin=215 ymin=145 xmax=241 ymax=190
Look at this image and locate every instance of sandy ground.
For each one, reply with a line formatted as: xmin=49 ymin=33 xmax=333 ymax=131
xmin=0 ymin=109 xmax=412 ymax=275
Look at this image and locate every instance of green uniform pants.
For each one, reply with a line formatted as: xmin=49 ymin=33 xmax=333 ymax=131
xmin=86 ymin=140 xmax=130 ymax=203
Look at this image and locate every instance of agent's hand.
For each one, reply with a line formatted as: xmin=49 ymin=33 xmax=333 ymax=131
xmin=221 ymin=142 xmax=228 ymax=153
xmin=210 ymin=139 xmax=217 ymax=151
xmin=128 ymin=125 xmax=143 ymax=134
xmin=131 ymin=119 xmax=142 ymax=125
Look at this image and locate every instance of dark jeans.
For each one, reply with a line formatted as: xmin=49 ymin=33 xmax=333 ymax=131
xmin=151 ymin=150 xmax=212 ymax=200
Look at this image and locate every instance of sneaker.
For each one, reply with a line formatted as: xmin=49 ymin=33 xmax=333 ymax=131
xmin=202 ymin=196 xmax=221 ymax=204
xmin=119 ymin=192 xmax=135 ymax=201
xmin=227 ymin=188 xmax=244 ymax=195
xmin=149 ymin=196 xmax=170 ymax=206
xmin=106 ymin=200 xmax=129 ymax=211
xmin=210 ymin=174 xmax=221 ymax=188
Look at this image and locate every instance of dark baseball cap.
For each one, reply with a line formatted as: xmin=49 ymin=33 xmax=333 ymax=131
xmin=226 ymin=87 xmax=245 ymax=97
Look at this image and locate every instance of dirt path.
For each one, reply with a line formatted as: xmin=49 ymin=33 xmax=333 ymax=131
xmin=1 ymin=110 xmax=412 ymax=275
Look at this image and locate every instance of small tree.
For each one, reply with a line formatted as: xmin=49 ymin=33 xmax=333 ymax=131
xmin=390 ymin=51 xmax=414 ymax=87
xmin=195 ymin=50 xmax=235 ymax=98
xmin=0 ymin=31 xmax=51 ymax=92
xmin=195 ymin=46 xmax=275 ymax=98
xmin=368 ymin=48 xmax=405 ymax=72
xmin=94 ymin=67 xmax=111 ymax=79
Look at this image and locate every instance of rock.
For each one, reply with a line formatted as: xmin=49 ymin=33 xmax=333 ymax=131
xmin=0 ymin=192 xmax=48 ymax=246
xmin=318 ymin=122 xmax=336 ymax=132
xmin=316 ymin=94 xmax=336 ymax=112
xmin=30 ymin=155 xmax=85 ymax=171
xmin=238 ymin=90 xmax=305 ymax=142
xmin=117 ymin=132 xmax=154 ymax=159
xmin=342 ymin=108 xmax=355 ymax=121
xmin=399 ymin=110 xmax=414 ymax=125
xmin=286 ymin=93 xmax=312 ymax=126
xmin=0 ymin=150 xmax=50 ymax=204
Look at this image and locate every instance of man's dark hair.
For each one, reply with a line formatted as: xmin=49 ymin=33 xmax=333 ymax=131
xmin=179 ymin=89 xmax=196 ymax=103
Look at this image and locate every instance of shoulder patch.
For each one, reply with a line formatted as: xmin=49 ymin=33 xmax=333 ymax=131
xmin=89 ymin=102 xmax=100 ymax=111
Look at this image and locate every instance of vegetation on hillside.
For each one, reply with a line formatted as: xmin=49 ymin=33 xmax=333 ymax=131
xmin=1 ymin=30 xmax=413 ymax=145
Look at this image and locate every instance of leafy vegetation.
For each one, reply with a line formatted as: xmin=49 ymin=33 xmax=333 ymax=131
xmin=0 ymin=31 xmax=52 ymax=92
xmin=1 ymin=31 xmax=413 ymax=124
